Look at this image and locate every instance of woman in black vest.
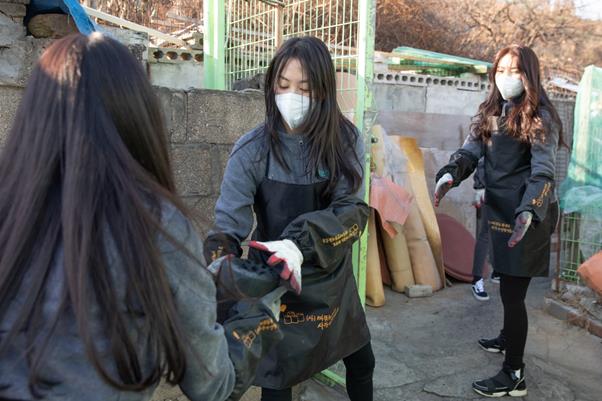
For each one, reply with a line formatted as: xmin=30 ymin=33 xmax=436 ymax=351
xmin=434 ymin=44 xmax=562 ymax=398
xmin=204 ymin=37 xmax=374 ymax=401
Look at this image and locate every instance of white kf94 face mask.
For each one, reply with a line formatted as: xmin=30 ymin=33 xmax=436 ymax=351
xmin=275 ymin=92 xmax=311 ymax=129
xmin=495 ymin=75 xmax=525 ymax=100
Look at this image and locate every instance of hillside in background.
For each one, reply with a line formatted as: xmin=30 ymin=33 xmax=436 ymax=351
xmin=85 ymin=0 xmax=602 ymax=77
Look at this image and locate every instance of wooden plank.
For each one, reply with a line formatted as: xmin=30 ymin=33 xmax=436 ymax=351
xmin=82 ymin=5 xmax=189 ymax=48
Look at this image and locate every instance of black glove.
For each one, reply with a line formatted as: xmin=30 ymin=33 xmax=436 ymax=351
xmin=207 ymin=255 xmax=282 ymax=323
xmin=223 ymin=287 xmax=286 ymax=401
xmin=203 ymin=233 xmax=243 ymax=262
xmin=435 ymin=149 xmax=479 ymax=190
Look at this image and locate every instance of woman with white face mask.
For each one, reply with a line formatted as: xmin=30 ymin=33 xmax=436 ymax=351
xmin=434 ymin=45 xmax=563 ymax=398
xmin=204 ymin=37 xmax=374 ymax=401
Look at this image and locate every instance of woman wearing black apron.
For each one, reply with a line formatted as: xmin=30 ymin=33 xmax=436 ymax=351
xmin=204 ymin=37 xmax=374 ymax=401
xmin=434 ymin=45 xmax=562 ymax=397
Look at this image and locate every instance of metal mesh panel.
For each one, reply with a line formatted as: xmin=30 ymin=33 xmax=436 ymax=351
xmin=223 ymin=0 xmax=364 ymax=118
xmin=225 ymin=0 xmax=279 ymax=89
xmin=283 ymin=0 xmax=359 ymax=117
xmin=559 ymin=211 xmax=602 ymax=283
xmin=552 ymin=99 xmax=575 ymax=191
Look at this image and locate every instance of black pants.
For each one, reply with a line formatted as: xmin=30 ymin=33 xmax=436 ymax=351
xmin=472 ymin=207 xmax=490 ymax=281
xmin=499 ymin=274 xmax=531 ymax=370
xmin=260 ymin=342 xmax=375 ymax=401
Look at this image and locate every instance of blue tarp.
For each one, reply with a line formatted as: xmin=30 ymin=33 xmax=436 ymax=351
xmin=27 ymin=0 xmax=97 ymax=35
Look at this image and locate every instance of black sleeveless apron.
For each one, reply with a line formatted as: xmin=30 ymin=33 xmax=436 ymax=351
xmin=484 ymin=119 xmax=558 ymax=278
xmin=250 ymin=161 xmax=370 ymax=390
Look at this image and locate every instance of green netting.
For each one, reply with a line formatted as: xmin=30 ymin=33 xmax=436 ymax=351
xmin=559 ymin=65 xmax=602 ymax=282
xmin=560 ymin=65 xmax=602 ymax=215
xmin=389 ymin=46 xmax=492 ymax=76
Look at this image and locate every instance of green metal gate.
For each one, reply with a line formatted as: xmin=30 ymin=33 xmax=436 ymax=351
xmin=204 ymin=0 xmax=376 ymax=387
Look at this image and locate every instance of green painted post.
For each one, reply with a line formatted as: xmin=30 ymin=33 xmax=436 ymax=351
xmin=203 ymin=0 xmax=226 ymax=90
xmin=353 ymin=0 xmax=376 ymax=306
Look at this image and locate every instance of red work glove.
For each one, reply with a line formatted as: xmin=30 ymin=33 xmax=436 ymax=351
xmin=248 ymin=239 xmax=303 ymax=295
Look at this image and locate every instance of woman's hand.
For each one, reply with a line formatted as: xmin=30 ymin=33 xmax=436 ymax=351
xmin=508 ymin=211 xmax=533 ymax=248
xmin=248 ymin=239 xmax=303 ymax=294
xmin=434 ymin=173 xmax=454 ymax=207
xmin=473 ymin=189 xmax=486 ymax=208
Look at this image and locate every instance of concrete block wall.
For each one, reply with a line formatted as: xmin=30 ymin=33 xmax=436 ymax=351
xmin=0 ymin=85 xmax=265 ymax=235
xmin=0 ymin=0 xmax=27 ymax=21
xmin=373 ymin=71 xmax=490 ymax=116
xmin=156 ymin=87 xmax=265 ymax=233
xmin=149 ymin=47 xmax=204 ymax=90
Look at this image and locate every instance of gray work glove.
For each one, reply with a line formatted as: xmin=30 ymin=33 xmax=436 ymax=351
xmin=434 ymin=173 xmax=453 ymax=207
xmin=508 ymin=211 xmax=533 ymax=248
xmin=473 ymin=188 xmax=486 ymax=208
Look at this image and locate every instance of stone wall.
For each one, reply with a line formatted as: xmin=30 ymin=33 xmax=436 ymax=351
xmin=0 ymin=85 xmax=265 ymax=233
xmin=156 ymin=87 xmax=265 ymax=231
xmin=0 ymin=7 xmax=265 ymax=234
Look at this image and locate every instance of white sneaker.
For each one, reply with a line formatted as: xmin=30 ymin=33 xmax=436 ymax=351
xmin=472 ymin=279 xmax=490 ymax=301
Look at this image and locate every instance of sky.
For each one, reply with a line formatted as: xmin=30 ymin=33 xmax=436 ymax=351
xmin=574 ymin=0 xmax=602 ymax=20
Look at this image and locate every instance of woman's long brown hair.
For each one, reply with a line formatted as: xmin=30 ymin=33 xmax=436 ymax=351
xmin=471 ymin=44 xmax=564 ymax=145
xmin=0 ymin=33 xmax=195 ymax=392
xmin=262 ymin=36 xmax=363 ymax=197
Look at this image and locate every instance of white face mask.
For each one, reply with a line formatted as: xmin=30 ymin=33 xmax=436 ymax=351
xmin=495 ymin=75 xmax=525 ymax=100
xmin=275 ymin=93 xmax=311 ymax=129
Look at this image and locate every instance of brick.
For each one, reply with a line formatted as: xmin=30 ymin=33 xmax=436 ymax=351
xmin=0 ymin=2 xmax=26 ymax=17
xmin=211 ymin=145 xmax=234 ymax=194
xmin=187 ymin=89 xmax=265 ymax=145
xmin=171 ymin=145 xmax=212 ymax=196
xmin=191 ymin=195 xmax=219 ymax=235
xmin=28 ymin=14 xmax=78 ymax=39
xmin=0 ymin=12 xmax=25 ymax=46
xmin=405 ymin=284 xmax=433 ymax=298
xmin=0 ymin=86 xmax=22 ymax=147
xmin=0 ymin=37 xmax=53 ymax=87
xmin=0 ymin=44 xmax=26 ymax=86
xmin=156 ymin=87 xmax=187 ymax=143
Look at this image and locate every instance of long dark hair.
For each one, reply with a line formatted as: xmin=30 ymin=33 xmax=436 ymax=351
xmin=0 ymin=33 xmax=194 ymax=392
xmin=263 ymin=36 xmax=362 ymax=196
xmin=471 ymin=44 xmax=564 ymax=145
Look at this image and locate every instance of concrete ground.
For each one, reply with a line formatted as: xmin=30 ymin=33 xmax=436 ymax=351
xmin=152 ymin=278 xmax=602 ymax=401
